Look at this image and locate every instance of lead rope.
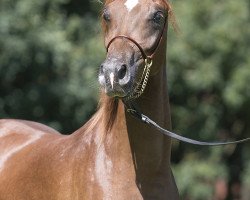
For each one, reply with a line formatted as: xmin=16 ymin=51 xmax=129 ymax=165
xmin=124 ymin=102 xmax=250 ymax=146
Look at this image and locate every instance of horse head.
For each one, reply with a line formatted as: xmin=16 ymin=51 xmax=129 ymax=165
xmin=99 ymin=0 xmax=171 ymax=99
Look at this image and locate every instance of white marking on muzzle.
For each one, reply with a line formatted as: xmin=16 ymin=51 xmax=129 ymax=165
xmin=110 ymin=72 xmax=114 ymax=89
xmin=125 ymin=0 xmax=139 ymax=12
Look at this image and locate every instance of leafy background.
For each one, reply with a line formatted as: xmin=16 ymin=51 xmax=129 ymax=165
xmin=0 ymin=0 xmax=249 ymax=199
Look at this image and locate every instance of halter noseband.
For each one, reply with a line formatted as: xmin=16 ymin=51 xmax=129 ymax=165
xmin=105 ymin=17 xmax=167 ymax=100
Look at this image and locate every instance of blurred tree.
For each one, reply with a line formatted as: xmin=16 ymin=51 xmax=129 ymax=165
xmin=0 ymin=0 xmax=104 ymax=133
xmin=168 ymin=0 xmax=250 ymax=199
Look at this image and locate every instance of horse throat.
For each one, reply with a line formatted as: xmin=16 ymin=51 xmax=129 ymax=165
xmin=126 ymin=63 xmax=172 ymax=171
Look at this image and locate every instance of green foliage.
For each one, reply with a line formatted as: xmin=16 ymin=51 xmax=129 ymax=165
xmin=169 ymin=0 xmax=250 ymax=135
xmin=168 ymin=0 xmax=250 ymax=198
xmin=173 ymin=159 xmax=228 ymax=199
xmin=0 ymin=0 xmax=104 ymax=132
xmin=242 ymin=160 xmax=250 ymax=185
xmin=242 ymin=158 xmax=250 ymax=199
xmin=169 ymin=0 xmax=250 ymax=152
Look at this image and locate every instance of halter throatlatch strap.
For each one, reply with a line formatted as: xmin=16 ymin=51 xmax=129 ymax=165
xmin=124 ymin=102 xmax=250 ymax=146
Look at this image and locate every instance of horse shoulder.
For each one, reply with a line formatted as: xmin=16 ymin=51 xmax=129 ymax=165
xmin=0 ymin=119 xmax=62 ymax=170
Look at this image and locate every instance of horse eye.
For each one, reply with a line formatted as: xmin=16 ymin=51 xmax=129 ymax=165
xmin=153 ymin=11 xmax=164 ymax=24
xmin=103 ymin=10 xmax=111 ymax=22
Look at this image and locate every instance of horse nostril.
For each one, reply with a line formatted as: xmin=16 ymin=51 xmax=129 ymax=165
xmin=99 ymin=64 xmax=104 ymax=75
xmin=118 ymin=64 xmax=127 ymax=80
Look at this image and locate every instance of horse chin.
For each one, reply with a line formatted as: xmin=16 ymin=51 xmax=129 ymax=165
xmin=104 ymin=87 xmax=127 ymax=98
xmin=102 ymin=75 xmax=142 ymax=100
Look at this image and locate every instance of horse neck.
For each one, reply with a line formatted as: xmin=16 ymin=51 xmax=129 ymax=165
xmin=125 ymin=58 xmax=172 ymax=177
xmin=99 ymin=39 xmax=171 ymax=182
xmin=68 ymin=45 xmax=176 ymax=199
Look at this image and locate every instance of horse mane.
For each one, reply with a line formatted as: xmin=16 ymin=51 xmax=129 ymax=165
xmin=98 ymin=92 xmax=119 ymax=132
xmin=82 ymin=91 xmax=119 ymax=136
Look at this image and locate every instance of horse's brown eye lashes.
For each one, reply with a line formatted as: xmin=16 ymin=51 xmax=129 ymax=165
xmin=152 ymin=11 xmax=165 ymax=24
xmin=103 ymin=10 xmax=111 ymax=22
xmin=103 ymin=14 xmax=110 ymax=21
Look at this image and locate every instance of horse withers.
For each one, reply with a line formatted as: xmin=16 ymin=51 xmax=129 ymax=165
xmin=0 ymin=0 xmax=179 ymax=199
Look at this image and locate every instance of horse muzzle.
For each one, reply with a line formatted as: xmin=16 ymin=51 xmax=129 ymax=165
xmin=99 ymin=58 xmax=132 ymax=98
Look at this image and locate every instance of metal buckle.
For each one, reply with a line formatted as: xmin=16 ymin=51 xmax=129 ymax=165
xmin=145 ymin=58 xmax=153 ymax=67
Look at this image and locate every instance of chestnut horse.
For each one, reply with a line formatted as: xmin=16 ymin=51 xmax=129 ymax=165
xmin=0 ymin=0 xmax=179 ymax=199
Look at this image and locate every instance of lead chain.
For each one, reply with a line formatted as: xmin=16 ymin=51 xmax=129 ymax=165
xmin=125 ymin=59 xmax=153 ymax=100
